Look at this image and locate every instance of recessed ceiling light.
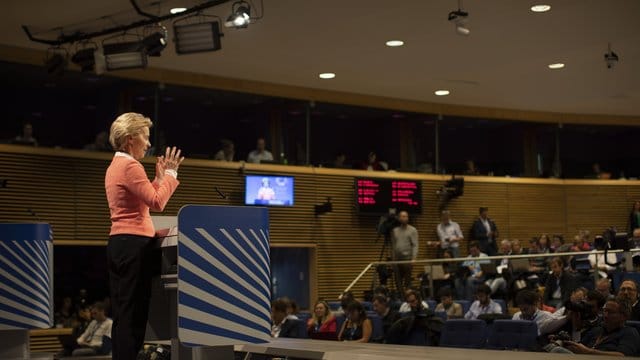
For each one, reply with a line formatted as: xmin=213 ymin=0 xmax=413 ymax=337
xmin=170 ymin=7 xmax=188 ymax=14
xmin=434 ymin=90 xmax=450 ymax=96
xmin=385 ymin=40 xmax=404 ymax=47
xmin=319 ymin=72 xmax=335 ymax=79
xmin=530 ymin=5 xmax=551 ymax=12
xmin=548 ymin=63 xmax=565 ymax=69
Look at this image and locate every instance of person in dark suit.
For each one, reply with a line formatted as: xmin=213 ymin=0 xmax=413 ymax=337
xmin=372 ymin=295 xmax=401 ymax=342
xmin=617 ymin=279 xmax=640 ymax=321
xmin=471 ymin=207 xmax=499 ymax=256
xmin=543 ymin=257 xmax=577 ymax=309
xmin=271 ymin=298 xmax=301 ymax=338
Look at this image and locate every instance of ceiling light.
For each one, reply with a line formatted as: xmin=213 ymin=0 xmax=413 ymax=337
xmin=448 ymin=0 xmax=470 ymax=36
xmin=71 ymin=46 xmax=97 ymax=72
xmin=435 ymin=90 xmax=450 ymax=96
xmin=103 ymin=41 xmax=147 ymax=70
xmin=548 ymin=63 xmax=565 ymax=69
xmin=225 ymin=1 xmax=251 ymax=29
xmin=170 ymin=7 xmax=188 ymax=14
xmin=142 ymin=30 xmax=167 ymax=57
xmin=173 ymin=21 xmax=223 ymax=54
xmin=319 ymin=73 xmax=335 ymax=79
xmin=386 ymin=40 xmax=404 ymax=47
xmin=530 ymin=5 xmax=551 ymax=12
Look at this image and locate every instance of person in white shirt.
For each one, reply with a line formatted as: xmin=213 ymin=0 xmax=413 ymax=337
xmin=512 ymin=290 xmax=566 ymax=336
xmin=73 ymin=302 xmax=113 ymax=357
xmin=213 ymin=139 xmax=234 ymax=161
xmin=398 ymin=288 xmax=430 ymax=313
xmin=464 ymin=284 xmax=502 ymax=319
xmin=247 ymin=137 xmax=274 ymax=163
xmin=588 ymin=238 xmax=619 ymax=278
xmin=485 ymin=239 xmax=512 ymax=295
xmin=455 ymin=241 xmax=490 ymax=300
xmin=434 ymin=210 xmax=463 ymax=258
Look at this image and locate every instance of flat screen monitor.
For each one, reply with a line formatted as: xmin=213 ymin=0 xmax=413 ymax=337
xmin=245 ymin=175 xmax=294 ymax=206
xmin=355 ymin=178 xmax=422 ymax=213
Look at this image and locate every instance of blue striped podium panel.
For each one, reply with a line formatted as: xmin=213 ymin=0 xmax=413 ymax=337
xmin=0 ymin=223 xmax=53 ymax=330
xmin=177 ymin=205 xmax=271 ymax=347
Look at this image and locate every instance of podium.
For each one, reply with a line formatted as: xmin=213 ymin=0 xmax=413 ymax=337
xmin=0 ymin=223 xmax=53 ymax=360
xmin=147 ymin=205 xmax=271 ymax=360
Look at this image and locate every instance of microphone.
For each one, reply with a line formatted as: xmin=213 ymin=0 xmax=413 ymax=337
xmin=214 ymin=187 xmax=228 ymax=199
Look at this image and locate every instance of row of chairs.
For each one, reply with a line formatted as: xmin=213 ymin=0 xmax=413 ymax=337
xmin=328 ymin=299 xmax=508 ymax=316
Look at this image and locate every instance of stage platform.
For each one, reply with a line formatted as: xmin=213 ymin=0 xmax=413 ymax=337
xmin=235 ymin=338 xmax=610 ymax=360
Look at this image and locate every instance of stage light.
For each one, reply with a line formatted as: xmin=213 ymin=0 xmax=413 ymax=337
xmin=448 ymin=0 xmax=470 ymax=36
xmin=548 ymin=63 xmax=565 ymax=69
xmin=174 ymin=21 xmax=223 ymax=54
xmin=435 ymin=89 xmax=450 ymax=96
xmin=142 ymin=31 xmax=167 ymax=57
xmin=225 ymin=1 xmax=251 ymax=29
xmin=71 ymin=46 xmax=97 ymax=72
xmin=319 ymin=72 xmax=335 ymax=79
xmin=530 ymin=5 xmax=551 ymax=13
xmin=385 ymin=40 xmax=404 ymax=47
xmin=170 ymin=7 xmax=187 ymax=14
xmin=45 ymin=47 xmax=68 ymax=76
xmin=103 ymin=41 xmax=147 ymax=70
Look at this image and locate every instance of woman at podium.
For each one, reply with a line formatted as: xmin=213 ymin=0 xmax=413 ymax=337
xmin=105 ymin=113 xmax=184 ymax=360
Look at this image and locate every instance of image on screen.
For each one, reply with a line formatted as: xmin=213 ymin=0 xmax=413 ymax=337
xmin=245 ymin=175 xmax=294 ymax=206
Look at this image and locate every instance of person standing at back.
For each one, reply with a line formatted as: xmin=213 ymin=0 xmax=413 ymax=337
xmin=391 ymin=210 xmax=419 ymax=293
xmin=471 ymin=207 xmax=499 ymax=256
xmin=105 ymin=112 xmax=184 ymax=360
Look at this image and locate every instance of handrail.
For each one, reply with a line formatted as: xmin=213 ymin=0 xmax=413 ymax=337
xmin=341 ymin=248 xmax=640 ymax=298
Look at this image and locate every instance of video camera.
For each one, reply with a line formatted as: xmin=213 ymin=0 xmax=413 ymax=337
xmin=564 ymin=300 xmax=599 ymax=325
xmin=595 ymin=227 xmax=636 ymax=269
xmin=377 ymin=208 xmax=399 ymax=239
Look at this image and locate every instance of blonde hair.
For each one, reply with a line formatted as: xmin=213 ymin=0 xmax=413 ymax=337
xmin=109 ymin=112 xmax=152 ymax=151
xmin=311 ymin=300 xmax=332 ymax=326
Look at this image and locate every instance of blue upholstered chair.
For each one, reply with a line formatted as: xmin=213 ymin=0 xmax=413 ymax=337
xmin=486 ymin=320 xmax=538 ymax=351
xmin=439 ymin=319 xmax=487 ymax=348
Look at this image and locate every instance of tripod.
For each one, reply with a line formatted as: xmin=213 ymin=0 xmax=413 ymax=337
xmin=370 ymin=233 xmax=400 ymax=298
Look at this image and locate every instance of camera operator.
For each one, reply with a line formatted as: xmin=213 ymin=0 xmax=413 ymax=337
xmin=548 ymin=290 xmax=606 ymax=347
xmin=512 ymin=290 xmax=566 ymax=336
xmin=391 ymin=210 xmax=419 ymax=293
xmin=548 ymin=298 xmax=640 ymax=356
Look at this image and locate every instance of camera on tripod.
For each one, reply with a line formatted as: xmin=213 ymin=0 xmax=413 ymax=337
xmin=377 ymin=208 xmax=400 ymax=240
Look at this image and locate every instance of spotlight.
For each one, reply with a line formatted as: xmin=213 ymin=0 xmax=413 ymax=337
xmin=448 ymin=0 xmax=470 ymax=36
xmin=604 ymin=43 xmax=619 ymax=69
xmin=44 ymin=47 xmax=68 ymax=76
xmin=71 ymin=45 xmax=97 ymax=72
xmin=103 ymin=40 xmax=147 ymax=70
xmin=174 ymin=21 xmax=223 ymax=54
xmin=225 ymin=1 xmax=251 ymax=29
xmin=142 ymin=31 xmax=167 ymax=57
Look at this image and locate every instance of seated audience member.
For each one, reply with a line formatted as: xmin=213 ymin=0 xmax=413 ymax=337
xmin=283 ymin=297 xmax=299 ymax=320
xmin=331 ymin=152 xmax=349 ymax=169
xmin=55 ymin=296 xmax=75 ymax=328
xmin=552 ymin=289 xmax=604 ymax=343
xmin=588 ymin=236 xmax=618 ymax=278
xmin=511 ymin=239 xmax=527 ymax=255
xmin=338 ymin=301 xmax=372 ymax=342
xmin=617 ymin=279 xmax=640 ymax=321
xmin=528 ymin=234 xmax=550 ymax=273
xmin=485 ymin=239 xmax=512 ymax=295
xmin=12 ymin=122 xmax=38 ymax=146
xmin=58 ymin=304 xmax=92 ymax=357
xmin=399 ymin=288 xmax=430 ymax=313
xmin=271 ymin=298 xmax=300 ymax=338
xmin=358 ymin=151 xmax=385 ymax=171
xmin=596 ymin=278 xmax=615 ymax=300
xmin=464 ymin=284 xmax=502 ymax=320
xmin=247 ymin=137 xmax=274 ymax=163
xmin=543 ymin=257 xmax=577 ymax=309
xmin=513 ymin=290 xmax=566 ymax=336
xmin=72 ymin=302 xmax=112 ymax=357
xmin=336 ymin=291 xmax=355 ymax=315
xmin=307 ymin=300 xmax=336 ymax=335
xmin=454 ymin=241 xmax=490 ymax=300
xmin=83 ymin=131 xmax=111 ymax=152
xmin=550 ymin=298 xmax=640 ymax=356
xmin=434 ymin=210 xmax=463 ymax=259
xmin=372 ymin=295 xmax=401 ymax=342
xmin=213 ymin=139 xmax=235 ymax=161
xmin=435 ymin=288 xmax=463 ymax=318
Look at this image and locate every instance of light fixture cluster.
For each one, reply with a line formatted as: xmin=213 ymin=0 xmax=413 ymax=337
xmin=448 ymin=0 xmax=470 ymax=36
xmin=38 ymin=0 xmax=262 ymax=75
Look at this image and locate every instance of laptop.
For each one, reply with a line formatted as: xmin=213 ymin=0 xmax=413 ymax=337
xmin=510 ymin=258 xmax=531 ymax=272
xmin=426 ymin=265 xmax=448 ymax=280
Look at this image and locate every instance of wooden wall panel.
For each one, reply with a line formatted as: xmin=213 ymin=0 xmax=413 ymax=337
xmin=1 ymin=145 xmax=639 ymax=303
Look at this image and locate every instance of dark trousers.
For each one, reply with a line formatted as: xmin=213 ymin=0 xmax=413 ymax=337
xmin=107 ymin=234 xmax=157 ymax=360
xmin=395 ymin=263 xmax=413 ymax=293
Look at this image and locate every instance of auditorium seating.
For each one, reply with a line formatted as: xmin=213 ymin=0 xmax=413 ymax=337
xmin=427 ymin=299 xmax=437 ymax=310
xmin=368 ymin=313 xmax=384 ymax=340
xmin=454 ymin=300 xmax=471 ymax=314
xmin=486 ymin=320 xmax=538 ymax=351
xmin=328 ymin=301 xmax=341 ymax=311
xmin=434 ymin=311 xmax=448 ymax=321
xmin=626 ymin=321 xmax=640 ymax=334
xmin=493 ymin=299 xmax=507 ymax=314
xmin=439 ymin=319 xmax=487 ymax=349
xmin=296 ymin=312 xmax=312 ymax=324
xmin=361 ymin=301 xmax=373 ymax=311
